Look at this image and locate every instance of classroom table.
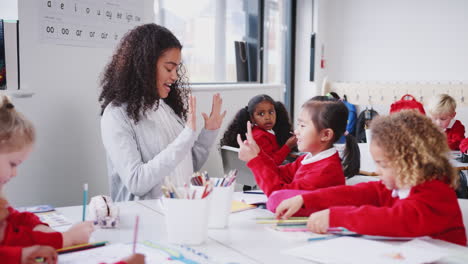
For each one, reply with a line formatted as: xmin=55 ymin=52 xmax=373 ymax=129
xmin=56 ymin=196 xmax=468 ymax=264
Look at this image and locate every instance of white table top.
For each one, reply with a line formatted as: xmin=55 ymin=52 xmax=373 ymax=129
xmin=56 ymin=196 xmax=468 ymax=264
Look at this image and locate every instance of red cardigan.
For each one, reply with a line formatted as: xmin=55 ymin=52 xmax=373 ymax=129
xmin=0 ymin=208 xmax=128 ymax=264
xmin=252 ymin=126 xmax=290 ymax=165
xmin=460 ymin=138 xmax=468 ymax=153
xmin=446 ymin=120 xmax=465 ymax=150
xmin=0 ymin=207 xmax=63 ymax=263
xmin=247 ymin=151 xmax=345 ymax=196
xmin=300 ymin=180 xmax=467 ymax=246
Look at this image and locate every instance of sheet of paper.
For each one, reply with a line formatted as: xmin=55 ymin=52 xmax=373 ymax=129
xmin=282 ymin=236 xmax=447 ymax=264
xmin=59 ymin=241 xmax=217 ymax=264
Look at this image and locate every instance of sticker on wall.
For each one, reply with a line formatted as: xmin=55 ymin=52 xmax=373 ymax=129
xmin=38 ymin=0 xmax=145 ymax=48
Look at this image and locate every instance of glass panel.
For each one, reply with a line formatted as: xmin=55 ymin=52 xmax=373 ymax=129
xmin=155 ymin=0 xmax=248 ymax=83
xmin=263 ymin=0 xmax=287 ymax=84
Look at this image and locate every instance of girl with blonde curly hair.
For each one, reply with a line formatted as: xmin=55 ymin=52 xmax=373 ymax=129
xmin=273 ymin=110 xmax=466 ymax=245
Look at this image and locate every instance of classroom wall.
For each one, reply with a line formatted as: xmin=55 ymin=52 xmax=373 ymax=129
xmin=0 ymin=0 xmax=18 ymax=20
xmin=319 ymin=0 xmax=468 ymax=82
xmin=5 ymin=0 xmax=155 ymax=207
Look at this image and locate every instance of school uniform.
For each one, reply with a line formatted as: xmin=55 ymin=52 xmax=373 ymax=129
xmin=0 ymin=208 xmax=130 ymax=264
xmin=446 ymin=119 xmax=465 ymax=150
xmin=247 ymin=148 xmax=345 ymax=196
xmin=298 ymin=180 xmax=466 ymax=246
xmin=460 ymin=138 xmax=468 ymax=153
xmin=0 ymin=207 xmax=62 ymax=263
xmin=252 ymin=126 xmax=290 ymax=165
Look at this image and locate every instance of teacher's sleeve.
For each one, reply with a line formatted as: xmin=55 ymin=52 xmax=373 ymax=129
xmin=192 ymin=128 xmax=219 ymax=171
xmin=101 ymin=107 xmax=198 ymax=197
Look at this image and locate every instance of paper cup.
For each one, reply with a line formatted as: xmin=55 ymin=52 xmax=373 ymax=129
xmin=193 ymin=178 xmax=235 ymax=229
xmin=163 ymin=195 xmax=210 ymax=245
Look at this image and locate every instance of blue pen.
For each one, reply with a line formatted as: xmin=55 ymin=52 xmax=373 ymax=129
xmin=82 ymin=183 xmax=88 ymax=221
xmin=307 ymin=236 xmax=337 ymax=242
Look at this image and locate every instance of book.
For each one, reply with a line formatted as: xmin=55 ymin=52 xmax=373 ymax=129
xmin=230 ymin=200 xmax=256 ymax=213
xmin=17 ymin=204 xmax=72 ymax=228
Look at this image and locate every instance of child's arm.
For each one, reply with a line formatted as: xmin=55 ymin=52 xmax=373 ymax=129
xmin=447 ymin=121 xmax=465 ymax=150
xmin=326 ymin=183 xmax=462 ymax=238
xmin=275 ymin=182 xmax=382 ymax=218
xmin=460 ymin=138 xmax=468 ymax=154
xmin=0 ymin=245 xmax=57 ymax=264
xmin=61 ymin=221 xmax=94 ymax=248
xmin=247 ymin=153 xmax=302 ymax=196
xmin=254 ymin=134 xmax=291 ymax=165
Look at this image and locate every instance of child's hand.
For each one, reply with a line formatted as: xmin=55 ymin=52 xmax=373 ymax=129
xmin=21 ymin=245 xmax=57 ymax=264
xmin=0 ymin=198 xmax=10 ymax=222
xmin=186 ymin=95 xmax=197 ymax=131
xmin=202 ymin=93 xmax=226 ymax=130
xmin=285 ymin=135 xmax=298 ymax=148
xmin=237 ymin=121 xmax=260 ymax=162
xmin=62 ymin=221 xmax=94 ymax=247
xmin=122 ymin=253 xmax=146 ymax=264
xmin=307 ymin=209 xmax=330 ymax=234
xmin=275 ymin=195 xmax=304 ymax=219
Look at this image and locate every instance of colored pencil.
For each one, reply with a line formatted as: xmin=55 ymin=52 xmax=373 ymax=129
xmin=82 ymin=183 xmax=88 ymax=221
xmin=133 ymin=215 xmax=139 ymax=253
xmin=256 ymin=219 xmax=308 ymax=224
xmin=57 ymin=241 xmax=108 ymax=254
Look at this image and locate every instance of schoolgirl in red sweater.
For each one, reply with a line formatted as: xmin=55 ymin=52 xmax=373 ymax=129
xmin=220 ymin=94 xmax=297 ymax=165
xmin=0 ymin=95 xmax=144 ymax=264
xmin=275 ymin=111 xmax=467 ymax=246
xmin=237 ymin=97 xmax=360 ymax=197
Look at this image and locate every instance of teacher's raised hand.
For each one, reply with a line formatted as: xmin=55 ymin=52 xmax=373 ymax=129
xmin=202 ymin=93 xmax=226 ymax=130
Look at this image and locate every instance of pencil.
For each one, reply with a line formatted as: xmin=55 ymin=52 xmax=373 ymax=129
xmin=256 ymin=219 xmax=308 ymax=224
xmin=133 ymin=215 xmax=139 ymax=254
xmin=82 ymin=183 xmax=88 ymax=221
xmin=57 ymin=241 xmax=108 ymax=254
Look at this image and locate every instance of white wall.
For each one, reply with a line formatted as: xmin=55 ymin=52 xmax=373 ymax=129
xmin=293 ymin=0 xmax=316 ymax=122
xmin=5 ymin=0 xmax=154 ymax=207
xmin=319 ymin=0 xmax=468 ymax=82
xmin=0 ymin=0 xmax=18 ymax=20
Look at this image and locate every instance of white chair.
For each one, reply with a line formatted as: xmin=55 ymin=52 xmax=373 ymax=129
xmin=220 ymin=146 xmax=257 ymax=187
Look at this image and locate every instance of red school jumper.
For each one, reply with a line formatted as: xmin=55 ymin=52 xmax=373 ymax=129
xmin=0 ymin=207 xmax=63 ymax=263
xmin=247 ymin=151 xmax=344 ymax=196
xmin=0 ymin=208 xmax=127 ymax=264
xmin=252 ymin=126 xmax=291 ymax=165
xmin=459 ymin=138 xmax=468 ymax=153
xmin=300 ymin=180 xmax=467 ymax=246
xmin=446 ymin=120 xmax=465 ymax=150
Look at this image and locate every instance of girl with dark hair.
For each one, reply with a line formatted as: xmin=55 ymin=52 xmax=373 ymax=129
xmin=99 ymin=24 xmax=226 ymax=202
xmin=237 ymin=98 xmax=360 ymax=211
xmin=220 ymin=94 xmax=296 ymax=165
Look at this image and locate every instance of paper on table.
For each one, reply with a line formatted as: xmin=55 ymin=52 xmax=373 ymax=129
xmin=58 ymin=241 xmax=216 ymax=264
xmin=282 ymin=236 xmax=447 ymax=264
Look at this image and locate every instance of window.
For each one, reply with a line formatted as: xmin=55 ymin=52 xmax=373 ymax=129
xmin=155 ymin=0 xmax=249 ymax=83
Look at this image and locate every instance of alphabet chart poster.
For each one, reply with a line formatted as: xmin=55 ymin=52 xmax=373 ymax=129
xmin=38 ymin=0 xmax=145 ymax=47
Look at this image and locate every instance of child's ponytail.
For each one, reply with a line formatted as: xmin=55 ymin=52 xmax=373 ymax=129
xmin=0 ymin=94 xmax=35 ymax=152
xmin=343 ymin=134 xmax=360 ymax=178
xmin=273 ymin=101 xmax=293 ymax=146
xmin=219 ymin=106 xmax=250 ymax=148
